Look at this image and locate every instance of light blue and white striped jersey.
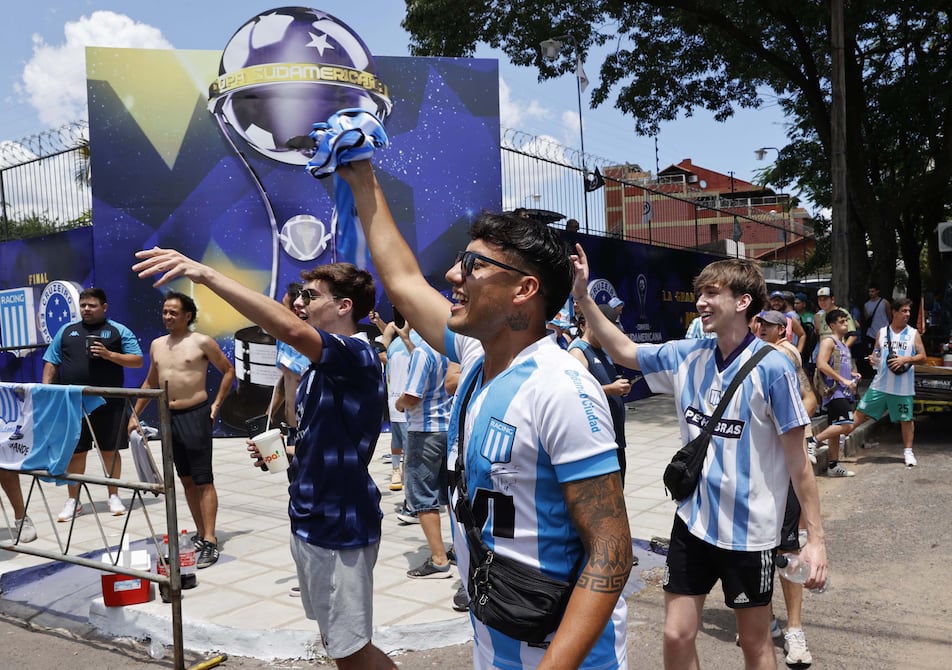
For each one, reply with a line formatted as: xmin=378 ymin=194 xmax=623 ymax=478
xmin=445 ymin=329 xmax=627 ymax=669
xmin=638 ymin=335 xmax=809 ymax=551
xmin=403 ymin=339 xmax=452 ymax=433
xmin=385 ymin=331 xmax=421 ymax=424
xmin=869 ymin=325 xmax=919 ymax=396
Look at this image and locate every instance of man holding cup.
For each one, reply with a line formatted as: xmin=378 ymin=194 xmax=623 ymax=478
xmin=128 ymin=291 xmax=235 ymax=568
xmin=42 ymin=287 xmax=143 ymax=521
xmin=131 ymin=253 xmax=393 ymax=669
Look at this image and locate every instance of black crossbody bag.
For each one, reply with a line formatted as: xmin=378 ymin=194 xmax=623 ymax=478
xmin=452 ymin=365 xmax=580 ymax=644
xmin=663 ymin=347 xmax=771 ymax=501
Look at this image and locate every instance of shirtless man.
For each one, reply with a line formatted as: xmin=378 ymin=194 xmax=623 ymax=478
xmin=129 ymin=291 xmax=235 ymax=568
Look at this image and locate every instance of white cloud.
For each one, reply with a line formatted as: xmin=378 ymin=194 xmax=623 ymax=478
xmin=16 ymin=11 xmax=173 ymax=128
xmin=498 ymin=76 xmax=550 ymax=129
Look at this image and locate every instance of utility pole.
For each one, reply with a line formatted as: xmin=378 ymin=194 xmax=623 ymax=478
xmin=830 ymin=0 xmax=851 ymax=304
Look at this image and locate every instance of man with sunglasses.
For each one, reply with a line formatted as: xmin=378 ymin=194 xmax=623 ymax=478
xmin=337 ymin=160 xmax=632 ymax=669
xmin=131 ymin=254 xmax=394 ymax=670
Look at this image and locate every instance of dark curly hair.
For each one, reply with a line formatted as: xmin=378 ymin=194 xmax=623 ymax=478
xmin=469 ymin=211 xmax=572 ymax=321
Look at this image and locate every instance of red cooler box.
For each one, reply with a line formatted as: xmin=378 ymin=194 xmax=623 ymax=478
xmin=100 ymin=549 xmax=153 ymax=607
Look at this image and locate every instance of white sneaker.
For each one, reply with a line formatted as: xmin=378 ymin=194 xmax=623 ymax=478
xmin=57 ymin=498 xmax=82 ymax=522
xmin=15 ymin=516 xmax=37 ymax=543
xmin=805 ymin=439 xmax=817 ymax=465
xmin=108 ymin=494 xmax=127 ymax=516
xmin=904 ymin=449 xmax=917 ymax=467
xmin=783 ymin=628 xmax=813 ymax=666
xmin=827 ymin=463 xmax=855 ymax=477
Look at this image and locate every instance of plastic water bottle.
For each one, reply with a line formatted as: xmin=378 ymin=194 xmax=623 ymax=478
xmin=775 ymin=553 xmax=829 ymax=593
xmin=179 ymin=529 xmax=197 ymax=576
xmin=148 ymin=638 xmax=165 ymax=660
xmin=178 ymin=529 xmax=198 ymax=589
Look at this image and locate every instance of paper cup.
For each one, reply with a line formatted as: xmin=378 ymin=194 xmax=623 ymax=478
xmin=253 ymin=428 xmax=289 ymax=474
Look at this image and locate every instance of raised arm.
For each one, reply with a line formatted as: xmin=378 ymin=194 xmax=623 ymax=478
xmin=132 ymin=249 xmax=325 ymax=362
xmin=570 ymin=244 xmax=640 ymax=369
xmin=336 ymin=161 xmax=451 ymax=354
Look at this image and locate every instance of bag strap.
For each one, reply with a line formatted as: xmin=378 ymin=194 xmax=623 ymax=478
xmin=698 ymin=346 xmax=773 ymax=440
xmin=452 ymin=364 xmax=492 ymax=559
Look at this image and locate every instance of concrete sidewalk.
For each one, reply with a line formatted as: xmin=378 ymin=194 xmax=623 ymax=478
xmin=0 ymin=396 xmax=698 ymax=661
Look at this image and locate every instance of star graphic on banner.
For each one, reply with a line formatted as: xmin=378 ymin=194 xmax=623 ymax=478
xmin=306 ymin=31 xmax=334 ymax=57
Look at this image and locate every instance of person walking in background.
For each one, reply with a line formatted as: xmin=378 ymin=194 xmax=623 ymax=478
xmin=338 ymin=159 xmax=632 ymax=669
xmin=574 ymin=249 xmax=827 ymax=670
xmin=858 ymin=284 xmax=892 ymax=378
xmin=851 ymin=298 xmax=926 ymax=468
xmin=569 ymin=304 xmax=632 ymax=481
xmin=396 ymin=336 xmax=458 ymax=579
xmin=129 ymin=291 xmax=235 ymax=568
xmin=42 ymin=287 xmax=143 ymax=521
xmin=810 ymin=309 xmax=861 ymax=477
xmin=370 ymin=310 xmax=417 ymax=493
xmin=754 ymin=309 xmax=818 ymax=664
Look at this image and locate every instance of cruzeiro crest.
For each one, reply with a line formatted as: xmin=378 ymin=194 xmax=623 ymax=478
xmin=37 ymin=281 xmax=82 ymax=344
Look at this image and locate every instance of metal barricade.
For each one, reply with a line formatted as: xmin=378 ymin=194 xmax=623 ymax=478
xmin=0 ymin=385 xmax=186 ymax=670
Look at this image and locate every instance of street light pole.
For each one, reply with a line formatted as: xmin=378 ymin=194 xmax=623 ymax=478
xmin=756 ymin=146 xmax=789 ymax=277
xmin=541 ymin=35 xmax=589 ymax=233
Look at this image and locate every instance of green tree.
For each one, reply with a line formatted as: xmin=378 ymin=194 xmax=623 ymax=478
xmin=403 ymin=0 xmax=952 ymax=315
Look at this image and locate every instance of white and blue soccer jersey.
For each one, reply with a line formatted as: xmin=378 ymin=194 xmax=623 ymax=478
xmin=869 ymin=325 xmax=918 ymax=396
xmin=403 ymin=339 xmax=452 ymax=433
xmin=445 ymin=329 xmax=627 ymax=670
xmin=638 ymin=335 xmax=809 ymax=552
xmin=385 ymin=333 xmax=418 ymax=425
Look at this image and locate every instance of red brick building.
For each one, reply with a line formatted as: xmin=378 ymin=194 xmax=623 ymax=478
xmin=602 ymin=159 xmax=813 ymax=264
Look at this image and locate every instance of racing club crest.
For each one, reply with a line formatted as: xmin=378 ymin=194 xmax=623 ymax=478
xmin=37 ymin=281 xmax=82 ymax=344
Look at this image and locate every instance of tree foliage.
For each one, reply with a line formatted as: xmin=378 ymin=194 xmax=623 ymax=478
xmin=403 ymin=0 xmax=952 ymax=313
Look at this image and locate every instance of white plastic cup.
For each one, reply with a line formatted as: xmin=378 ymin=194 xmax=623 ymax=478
xmin=253 ymin=428 xmax=289 ymax=474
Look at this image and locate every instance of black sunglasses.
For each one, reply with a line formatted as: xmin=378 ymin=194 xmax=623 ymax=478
xmin=298 ymin=288 xmax=341 ymax=305
xmin=455 ymin=250 xmax=530 ymax=278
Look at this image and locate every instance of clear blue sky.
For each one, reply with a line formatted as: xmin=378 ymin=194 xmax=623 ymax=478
xmin=2 ymin=1 xmax=792 ymax=195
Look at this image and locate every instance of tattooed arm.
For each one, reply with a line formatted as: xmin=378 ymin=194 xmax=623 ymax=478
xmin=538 ymin=472 xmax=632 ymax=669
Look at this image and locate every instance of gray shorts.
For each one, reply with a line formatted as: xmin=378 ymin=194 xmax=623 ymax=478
xmin=290 ymin=534 xmax=378 ymax=659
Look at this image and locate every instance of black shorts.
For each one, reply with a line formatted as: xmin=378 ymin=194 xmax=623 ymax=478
xmin=170 ymin=400 xmax=214 ymax=485
xmin=778 ymin=484 xmax=802 ymax=552
xmin=825 ymin=397 xmax=854 ymax=425
xmin=76 ymin=402 xmax=127 ymax=454
xmin=663 ymin=515 xmax=775 ymax=608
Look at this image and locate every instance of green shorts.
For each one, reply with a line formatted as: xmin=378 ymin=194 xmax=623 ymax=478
xmin=857 ymin=388 xmax=914 ymax=422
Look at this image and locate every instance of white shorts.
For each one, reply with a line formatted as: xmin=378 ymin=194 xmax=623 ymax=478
xmin=290 ymin=534 xmax=378 ymax=659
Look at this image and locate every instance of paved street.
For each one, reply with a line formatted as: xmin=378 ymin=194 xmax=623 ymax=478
xmin=0 ymin=396 xmax=949 ymax=668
